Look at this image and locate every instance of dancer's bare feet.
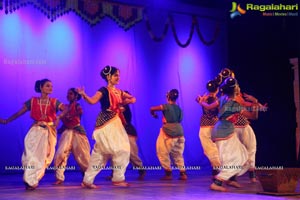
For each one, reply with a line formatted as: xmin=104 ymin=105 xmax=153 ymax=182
xmin=160 ymin=175 xmax=172 ymax=180
xmin=24 ymin=182 xmax=38 ymax=191
xmin=250 ymin=177 xmax=257 ymax=183
xmin=53 ymin=180 xmax=63 ymax=185
xmin=210 ymin=183 xmax=228 ymax=192
xmin=112 ymin=181 xmax=130 ymax=187
xmin=226 ymin=181 xmax=242 ymax=188
xmin=137 ymin=170 xmax=146 ymax=181
xmin=248 ymin=170 xmax=257 ymax=183
xmin=81 ymin=182 xmax=99 ymax=189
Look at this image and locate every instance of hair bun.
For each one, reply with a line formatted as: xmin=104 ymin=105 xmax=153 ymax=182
xmin=220 ymin=68 xmax=232 ymax=78
xmin=34 ymin=80 xmax=41 ymax=93
xmin=167 ymin=89 xmax=179 ymax=101
xmin=214 ymin=74 xmax=222 ymax=86
xmin=206 ymin=80 xmax=218 ymax=92
xmin=170 ymin=89 xmax=178 ymax=96
xmin=225 ymin=77 xmax=237 ymax=87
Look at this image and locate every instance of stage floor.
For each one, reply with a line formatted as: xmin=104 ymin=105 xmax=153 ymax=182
xmin=0 ymin=170 xmax=299 ymax=200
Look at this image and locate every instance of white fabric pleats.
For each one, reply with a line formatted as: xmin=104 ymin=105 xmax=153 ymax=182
xmin=83 ymin=116 xmax=130 ymax=184
xmin=22 ymin=125 xmax=56 ymax=186
xmin=54 ymin=129 xmax=91 ymax=181
xmin=156 ymin=129 xmax=185 ymax=171
xmin=199 ymin=127 xmax=221 ymax=167
xmin=235 ymin=124 xmax=257 ymax=169
xmin=215 ymin=133 xmax=250 ymax=180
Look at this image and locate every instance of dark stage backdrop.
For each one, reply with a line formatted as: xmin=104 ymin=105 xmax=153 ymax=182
xmin=0 ymin=4 xmax=228 ymax=174
xmin=227 ymin=13 xmax=299 ymax=167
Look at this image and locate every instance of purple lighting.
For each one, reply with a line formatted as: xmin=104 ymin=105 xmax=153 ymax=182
xmin=0 ymin=4 xmax=226 ymax=172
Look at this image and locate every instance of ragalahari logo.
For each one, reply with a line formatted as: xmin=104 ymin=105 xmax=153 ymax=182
xmin=230 ymin=2 xmax=246 ymax=19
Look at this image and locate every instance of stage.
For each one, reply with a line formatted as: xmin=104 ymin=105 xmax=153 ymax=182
xmin=0 ymin=170 xmax=299 ymax=200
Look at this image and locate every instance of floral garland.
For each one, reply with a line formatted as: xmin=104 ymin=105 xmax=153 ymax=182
xmin=144 ymin=10 xmax=169 ymax=42
xmin=195 ymin=19 xmax=220 ymax=46
xmin=169 ymin=14 xmax=196 ymax=48
xmin=144 ymin=11 xmax=221 ymax=48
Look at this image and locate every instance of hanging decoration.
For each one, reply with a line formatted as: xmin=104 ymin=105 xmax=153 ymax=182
xmin=195 ymin=19 xmax=220 ymax=46
xmin=0 ymin=0 xmax=144 ymax=30
xmin=144 ymin=10 xmax=170 ymax=42
xmin=169 ymin=14 xmax=196 ymax=48
xmin=144 ymin=11 xmax=220 ymax=47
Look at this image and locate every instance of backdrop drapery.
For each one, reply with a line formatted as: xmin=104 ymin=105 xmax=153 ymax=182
xmin=0 ymin=0 xmax=221 ymax=47
xmin=0 ymin=4 xmax=227 ymax=174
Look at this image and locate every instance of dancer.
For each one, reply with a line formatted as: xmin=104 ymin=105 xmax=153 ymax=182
xmin=77 ymin=65 xmax=135 ymax=188
xmin=106 ymin=91 xmax=146 ymax=181
xmin=0 ymin=79 xmax=64 ymax=190
xmin=210 ymin=77 xmax=258 ymax=192
xmin=53 ymin=88 xmax=91 ymax=185
xmin=196 ymin=80 xmax=220 ymax=175
xmin=150 ymin=89 xmax=187 ymax=180
xmin=219 ymin=67 xmax=265 ymax=182
xmin=122 ymin=91 xmax=146 ymax=180
xmin=234 ymin=86 xmax=267 ymax=183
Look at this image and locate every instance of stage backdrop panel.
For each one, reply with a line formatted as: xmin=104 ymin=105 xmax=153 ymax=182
xmin=0 ymin=3 xmax=228 ymax=174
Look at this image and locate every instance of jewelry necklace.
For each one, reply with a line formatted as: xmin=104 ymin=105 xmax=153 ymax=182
xmin=39 ymin=98 xmax=49 ymax=120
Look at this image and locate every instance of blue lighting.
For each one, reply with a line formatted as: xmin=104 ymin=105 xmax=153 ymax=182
xmin=179 ymin=53 xmax=195 ymax=78
xmin=0 ymin=14 xmax=21 ymax=55
xmin=43 ymin=20 xmax=76 ymax=67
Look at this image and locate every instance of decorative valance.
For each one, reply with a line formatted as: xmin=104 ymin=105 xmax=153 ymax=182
xmin=0 ymin=0 xmax=144 ymax=30
xmin=145 ymin=11 xmax=220 ymax=47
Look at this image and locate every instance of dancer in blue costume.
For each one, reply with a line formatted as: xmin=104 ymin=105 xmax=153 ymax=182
xmin=210 ymin=77 xmax=259 ymax=192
